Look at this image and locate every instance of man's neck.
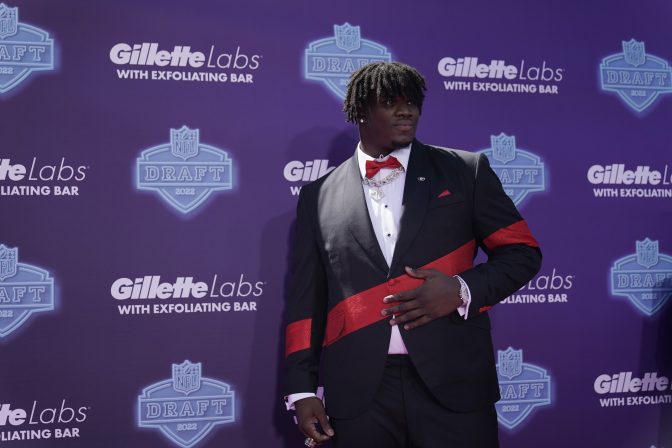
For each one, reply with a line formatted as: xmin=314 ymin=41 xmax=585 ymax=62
xmin=359 ymin=142 xmax=398 ymax=159
xmin=363 ymin=150 xmax=392 ymax=159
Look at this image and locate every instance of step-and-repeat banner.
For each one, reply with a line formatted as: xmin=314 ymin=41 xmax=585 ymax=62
xmin=1 ymin=0 xmax=670 ymax=446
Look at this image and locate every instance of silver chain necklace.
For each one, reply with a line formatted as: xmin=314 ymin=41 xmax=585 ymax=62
xmin=362 ymin=167 xmax=405 ymax=201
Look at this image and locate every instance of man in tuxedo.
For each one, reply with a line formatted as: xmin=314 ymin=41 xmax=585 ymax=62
xmin=283 ymin=62 xmax=541 ymax=447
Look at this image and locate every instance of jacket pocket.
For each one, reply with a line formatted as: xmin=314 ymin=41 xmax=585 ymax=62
xmin=428 ymin=193 xmax=465 ymax=209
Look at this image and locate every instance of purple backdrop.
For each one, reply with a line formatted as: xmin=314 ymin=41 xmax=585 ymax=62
xmin=1 ymin=0 xmax=671 ymax=446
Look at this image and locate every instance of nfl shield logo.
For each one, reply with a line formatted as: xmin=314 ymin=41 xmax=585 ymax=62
xmin=622 ymin=39 xmax=646 ymax=67
xmin=636 ymin=238 xmax=659 ymax=269
xmin=0 ymin=244 xmax=18 ymax=281
xmin=0 ymin=4 xmax=18 ymax=39
xmin=172 ymin=361 xmax=202 ymax=395
xmin=170 ymin=126 xmax=199 ymax=161
xmin=491 ymin=133 xmax=516 ymax=164
xmin=498 ymin=348 xmax=523 ymax=380
xmin=334 ymin=23 xmax=361 ymax=53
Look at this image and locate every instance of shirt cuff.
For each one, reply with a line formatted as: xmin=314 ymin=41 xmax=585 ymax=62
xmin=454 ymin=275 xmax=471 ymax=320
xmin=285 ymin=392 xmax=316 ymax=411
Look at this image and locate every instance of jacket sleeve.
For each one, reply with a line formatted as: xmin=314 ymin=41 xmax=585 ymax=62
xmin=458 ymin=153 xmax=542 ymax=316
xmin=283 ymin=187 xmax=329 ymax=395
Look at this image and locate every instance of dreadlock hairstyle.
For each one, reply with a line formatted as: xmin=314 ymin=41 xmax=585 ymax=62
xmin=343 ymin=61 xmax=427 ymax=124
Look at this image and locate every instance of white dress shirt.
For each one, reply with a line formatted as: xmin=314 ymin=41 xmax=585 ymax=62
xmin=285 ymin=143 xmax=471 ymax=409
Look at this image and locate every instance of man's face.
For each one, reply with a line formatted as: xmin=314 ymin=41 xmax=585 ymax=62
xmin=362 ymin=96 xmax=420 ymax=152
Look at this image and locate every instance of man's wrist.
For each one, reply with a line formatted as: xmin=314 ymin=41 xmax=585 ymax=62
xmin=285 ymin=392 xmax=317 ymax=411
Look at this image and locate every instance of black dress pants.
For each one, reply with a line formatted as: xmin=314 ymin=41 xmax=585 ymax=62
xmin=329 ymin=355 xmax=499 ymax=448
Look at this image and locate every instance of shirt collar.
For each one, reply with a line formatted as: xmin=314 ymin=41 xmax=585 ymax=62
xmin=356 ymin=142 xmax=412 ymax=178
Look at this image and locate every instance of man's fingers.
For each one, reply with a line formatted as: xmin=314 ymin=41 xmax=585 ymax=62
xmin=300 ymin=417 xmax=331 ymax=443
xmin=299 ymin=417 xmax=316 ymax=436
xmin=301 ymin=418 xmax=330 ymax=443
xmin=381 ymin=300 xmax=419 ymax=317
xmin=383 ymin=291 xmax=410 ymax=303
xmin=391 ymin=308 xmax=425 ymax=325
xmin=405 ymin=266 xmax=435 ymax=279
xmin=316 ymin=410 xmax=335 ymax=437
xmin=295 ymin=398 xmax=333 ymax=443
xmin=383 ymin=268 xmax=438 ymax=304
xmin=403 ymin=315 xmax=433 ymax=330
xmin=383 ymin=285 xmax=421 ymax=303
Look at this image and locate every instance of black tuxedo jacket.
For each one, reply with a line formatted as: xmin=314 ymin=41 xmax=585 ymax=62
xmin=284 ymin=140 xmax=541 ymax=419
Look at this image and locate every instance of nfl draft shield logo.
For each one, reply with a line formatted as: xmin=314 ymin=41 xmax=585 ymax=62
xmin=0 ymin=4 xmax=17 ymax=39
xmin=138 ymin=361 xmax=235 ymax=448
xmin=610 ymin=238 xmax=672 ymax=316
xmin=304 ymin=23 xmax=391 ymax=99
xmin=171 ymin=127 xmax=199 ymax=161
xmin=623 ymin=39 xmax=645 ymax=67
xmin=479 ymin=133 xmax=546 ymax=208
xmin=600 ymin=39 xmax=672 ymax=113
xmin=496 ymin=347 xmax=552 ymax=430
xmin=334 ymin=23 xmax=360 ymax=52
xmin=136 ymin=126 xmax=234 ymax=215
xmin=499 ymin=348 xmax=523 ymax=379
xmin=0 ymin=244 xmax=17 ymax=280
xmin=173 ymin=361 xmax=201 ymax=395
xmin=0 ymin=244 xmax=55 ymax=338
xmin=0 ymin=4 xmax=55 ymax=94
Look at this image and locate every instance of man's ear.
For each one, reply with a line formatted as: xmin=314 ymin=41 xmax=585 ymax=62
xmin=357 ymin=108 xmax=367 ymax=125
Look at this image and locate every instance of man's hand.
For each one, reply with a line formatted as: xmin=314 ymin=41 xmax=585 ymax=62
xmin=381 ymin=267 xmax=463 ymax=330
xmin=294 ymin=397 xmax=334 ymax=445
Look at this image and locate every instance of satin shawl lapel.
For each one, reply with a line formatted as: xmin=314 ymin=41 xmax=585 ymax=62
xmin=341 ymin=154 xmax=389 ymax=275
xmin=389 ymin=140 xmax=431 ymax=273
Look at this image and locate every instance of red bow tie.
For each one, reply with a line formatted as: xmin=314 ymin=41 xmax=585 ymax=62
xmin=365 ymin=156 xmax=402 ymax=178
